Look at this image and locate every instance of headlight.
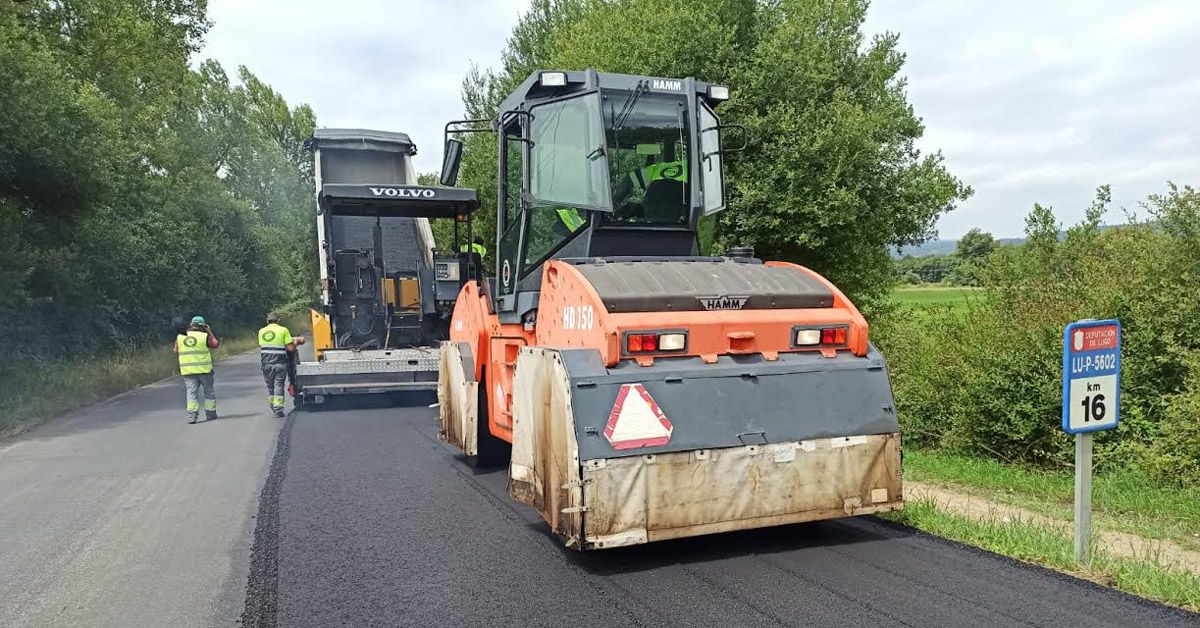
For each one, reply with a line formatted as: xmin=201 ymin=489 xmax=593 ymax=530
xmin=540 ymin=71 xmax=567 ymax=87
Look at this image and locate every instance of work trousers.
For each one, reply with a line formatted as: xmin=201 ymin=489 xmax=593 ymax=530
xmin=262 ymin=362 xmax=289 ymax=413
xmin=183 ymin=372 xmax=217 ymax=422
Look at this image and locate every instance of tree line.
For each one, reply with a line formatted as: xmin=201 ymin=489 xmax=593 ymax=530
xmin=0 ymin=1 xmax=316 ymax=362
xmin=894 ymin=227 xmax=997 ymax=286
xmin=455 ymin=0 xmax=970 ymax=310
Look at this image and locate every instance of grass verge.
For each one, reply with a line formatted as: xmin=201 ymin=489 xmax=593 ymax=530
xmin=884 ymin=499 xmax=1200 ymax=612
xmin=905 ymin=449 xmax=1200 ymax=551
xmin=0 ymin=313 xmax=309 ymax=440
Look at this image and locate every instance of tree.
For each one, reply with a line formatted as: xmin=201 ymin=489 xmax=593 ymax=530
xmin=956 ymin=228 xmax=997 ymax=262
xmin=0 ymin=2 xmax=317 ymax=357
xmin=459 ymin=0 xmax=970 ymax=309
xmin=724 ymin=0 xmax=970 ymax=306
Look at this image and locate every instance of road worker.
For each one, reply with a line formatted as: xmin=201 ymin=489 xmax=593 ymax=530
xmin=612 ymin=158 xmax=687 ymax=220
xmin=459 ymin=236 xmax=487 ymax=257
xmin=174 ymin=315 xmax=220 ymax=424
xmin=258 ymin=312 xmax=303 ymax=417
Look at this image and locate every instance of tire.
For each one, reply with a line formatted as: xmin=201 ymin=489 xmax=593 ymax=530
xmin=467 ymin=374 xmax=510 ymax=468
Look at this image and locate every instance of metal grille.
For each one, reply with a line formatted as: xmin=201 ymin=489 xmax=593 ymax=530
xmin=298 ymin=348 xmax=439 ymax=375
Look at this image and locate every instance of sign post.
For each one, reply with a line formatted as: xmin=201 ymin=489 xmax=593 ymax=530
xmin=1062 ymin=319 xmax=1121 ymax=565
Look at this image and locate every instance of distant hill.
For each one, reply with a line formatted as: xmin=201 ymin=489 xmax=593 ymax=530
xmin=894 ymin=237 xmax=1025 ymax=258
xmin=891 ymin=229 xmax=1131 ymax=258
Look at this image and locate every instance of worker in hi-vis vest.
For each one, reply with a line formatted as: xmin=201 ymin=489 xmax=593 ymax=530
xmin=174 ymin=315 xmax=220 ymax=424
xmin=258 ymin=312 xmax=303 ymax=417
xmin=459 ymin=236 xmax=487 ymax=257
xmin=612 ymin=159 xmax=688 ymax=210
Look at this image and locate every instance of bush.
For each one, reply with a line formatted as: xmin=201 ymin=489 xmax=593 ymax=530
xmin=875 ymin=185 xmax=1200 ymax=484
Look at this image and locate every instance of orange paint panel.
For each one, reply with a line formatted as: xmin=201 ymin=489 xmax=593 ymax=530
xmin=532 ymin=259 xmax=871 ymax=367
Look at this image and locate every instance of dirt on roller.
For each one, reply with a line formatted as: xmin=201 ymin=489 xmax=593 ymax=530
xmin=242 ymin=401 xmax=1199 ymax=628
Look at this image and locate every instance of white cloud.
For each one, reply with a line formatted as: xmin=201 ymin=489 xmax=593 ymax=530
xmin=202 ymin=1 xmax=1200 ymax=239
xmin=866 ymin=0 xmax=1200 ymax=237
xmin=201 ymin=0 xmax=529 ymax=173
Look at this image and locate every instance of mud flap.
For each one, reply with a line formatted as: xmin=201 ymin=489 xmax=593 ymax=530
xmin=508 ymin=348 xmax=585 ymax=547
xmin=438 ymin=342 xmax=478 ymax=457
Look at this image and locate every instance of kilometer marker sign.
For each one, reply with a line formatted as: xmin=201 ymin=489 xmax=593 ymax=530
xmin=1062 ymin=320 xmax=1121 ymax=434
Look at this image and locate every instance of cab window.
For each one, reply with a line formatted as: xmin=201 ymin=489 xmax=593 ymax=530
xmin=528 ymin=94 xmax=609 ymax=210
xmin=699 ymin=101 xmax=725 ymax=214
xmin=603 ymin=92 xmax=690 ymax=226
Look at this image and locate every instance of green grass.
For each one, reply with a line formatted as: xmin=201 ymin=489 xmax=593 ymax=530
xmin=905 ymin=449 xmax=1200 ymax=551
xmin=892 ymin=285 xmax=982 ymax=307
xmin=884 ymin=499 xmax=1200 ymax=612
xmin=0 ymin=313 xmax=308 ymax=439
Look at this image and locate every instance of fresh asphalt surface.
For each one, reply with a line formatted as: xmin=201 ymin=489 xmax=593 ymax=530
xmin=2 ymin=354 xmax=1198 ymax=627
xmin=257 ymin=402 xmax=1198 ymax=628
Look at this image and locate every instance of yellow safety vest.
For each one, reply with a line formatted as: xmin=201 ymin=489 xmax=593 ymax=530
xmin=556 ymin=208 xmax=586 ymax=231
xmin=177 ymin=331 xmax=213 ymax=375
xmin=459 ymin=242 xmax=487 ymax=257
xmin=258 ymin=323 xmax=292 ymax=356
xmin=630 ymin=160 xmax=688 ymax=190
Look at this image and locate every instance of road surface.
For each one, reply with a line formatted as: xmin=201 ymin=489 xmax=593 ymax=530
xmin=2 ymin=353 xmax=1197 ymax=627
xmin=0 ymin=353 xmax=279 ymax=627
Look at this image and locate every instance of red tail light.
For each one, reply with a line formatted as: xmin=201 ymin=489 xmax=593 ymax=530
xmin=821 ymin=327 xmax=847 ymax=345
xmin=627 ymin=333 xmax=657 ymax=352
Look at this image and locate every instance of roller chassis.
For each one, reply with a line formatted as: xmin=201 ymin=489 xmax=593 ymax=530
xmin=439 ymin=258 xmax=904 ymax=550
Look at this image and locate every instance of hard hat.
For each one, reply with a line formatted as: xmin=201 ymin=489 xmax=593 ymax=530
xmin=267 ymin=312 xmax=281 ymax=323
xmin=191 ymin=315 xmax=206 ymax=325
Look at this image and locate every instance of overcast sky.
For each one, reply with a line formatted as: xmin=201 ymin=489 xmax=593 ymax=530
xmin=202 ymin=0 xmax=1199 ymax=239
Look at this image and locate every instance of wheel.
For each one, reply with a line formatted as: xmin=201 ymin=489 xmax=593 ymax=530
xmin=467 ymin=374 xmax=510 ymax=468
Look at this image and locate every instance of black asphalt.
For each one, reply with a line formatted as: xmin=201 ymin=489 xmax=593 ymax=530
xmin=244 ymin=401 xmax=1199 ymax=628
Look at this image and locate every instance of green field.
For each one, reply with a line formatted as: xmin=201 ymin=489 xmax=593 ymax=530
xmin=892 ymin=285 xmax=982 ymax=307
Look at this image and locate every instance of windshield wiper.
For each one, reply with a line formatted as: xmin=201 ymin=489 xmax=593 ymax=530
xmin=612 ymin=81 xmax=647 ymax=133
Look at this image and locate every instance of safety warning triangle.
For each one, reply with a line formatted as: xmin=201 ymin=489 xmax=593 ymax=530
xmin=603 ymin=383 xmax=672 ymax=450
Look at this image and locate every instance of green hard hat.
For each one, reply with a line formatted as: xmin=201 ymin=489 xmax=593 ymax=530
xmin=191 ymin=315 xmax=206 ymax=325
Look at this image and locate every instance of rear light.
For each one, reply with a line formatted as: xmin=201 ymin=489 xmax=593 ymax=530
xmin=821 ymin=327 xmax=847 ymax=345
xmin=625 ymin=330 xmax=687 ymax=354
xmin=794 ymin=329 xmax=821 ymax=346
xmin=658 ymin=333 xmax=686 ymax=351
xmin=793 ymin=326 xmax=849 ymax=348
xmin=631 ymin=333 xmax=657 ymax=352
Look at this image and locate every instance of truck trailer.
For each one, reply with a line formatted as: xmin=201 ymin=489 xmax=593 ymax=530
xmin=438 ymin=70 xmax=903 ymax=549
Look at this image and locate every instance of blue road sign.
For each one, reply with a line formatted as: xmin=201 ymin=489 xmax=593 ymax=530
xmin=1062 ymin=319 xmax=1121 ymax=434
